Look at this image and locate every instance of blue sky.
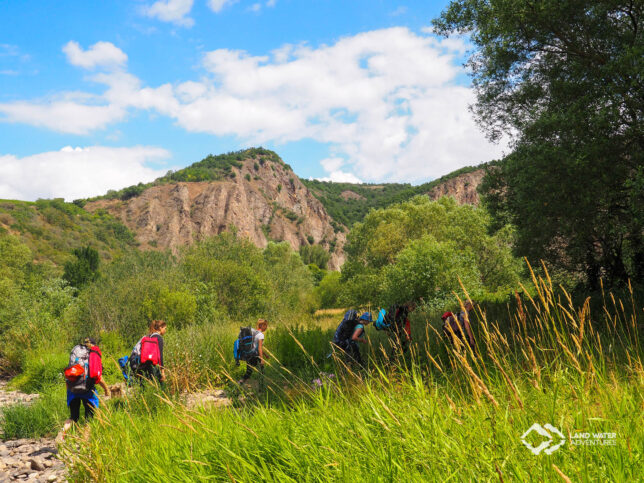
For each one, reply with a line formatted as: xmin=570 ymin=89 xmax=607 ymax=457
xmin=0 ymin=0 xmax=505 ymax=201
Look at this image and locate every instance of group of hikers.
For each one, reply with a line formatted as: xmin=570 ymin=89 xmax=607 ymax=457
xmin=329 ymin=299 xmax=476 ymax=367
xmin=61 ymin=300 xmax=475 ymax=430
xmin=61 ymin=319 xmax=168 ymax=434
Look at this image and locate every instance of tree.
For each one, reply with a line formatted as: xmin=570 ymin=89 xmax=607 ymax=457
xmin=299 ymin=244 xmax=331 ymax=270
xmin=435 ymin=0 xmax=644 ymax=288
xmin=342 ymin=196 xmax=522 ymax=306
xmin=63 ymin=246 xmax=100 ymax=289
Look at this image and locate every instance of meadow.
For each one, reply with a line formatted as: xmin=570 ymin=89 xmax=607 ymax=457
xmin=3 ymin=268 xmax=637 ymax=482
xmin=1 ymin=197 xmax=641 ymax=482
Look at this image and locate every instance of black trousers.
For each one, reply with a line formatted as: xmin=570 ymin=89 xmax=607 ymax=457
xmin=137 ymin=363 xmax=163 ymax=386
xmin=242 ymin=356 xmax=263 ymax=381
xmin=69 ymin=397 xmax=95 ymax=422
xmin=335 ymin=339 xmax=362 ymax=365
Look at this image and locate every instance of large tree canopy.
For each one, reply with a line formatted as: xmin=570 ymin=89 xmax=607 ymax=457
xmin=435 ymin=0 xmax=644 ymax=287
xmin=342 ymin=196 xmax=522 ymax=307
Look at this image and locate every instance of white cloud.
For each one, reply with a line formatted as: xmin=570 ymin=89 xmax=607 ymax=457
xmin=62 ymin=41 xmax=128 ymax=70
xmin=249 ymin=3 xmax=262 ymax=12
xmin=207 ymin=0 xmax=238 ymax=13
xmin=0 ymin=98 xmax=126 ymax=134
xmin=266 ymin=0 xmax=276 ymax=7
xmin=2 ymin=28 xmax=505 ymax=183
xmin=320 ymin=157 xmax=345 ymax=172
xmin=142 ymin=0 xmax=194 ymax=27
xmin=316 ymin=171 xmax=363 ymax=184
xmin=0 ymin=146 xmax=171 ymax=201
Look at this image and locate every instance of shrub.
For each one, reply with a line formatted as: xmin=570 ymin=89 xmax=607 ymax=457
xmin=299 ymin=245 xmax=330 ymax=270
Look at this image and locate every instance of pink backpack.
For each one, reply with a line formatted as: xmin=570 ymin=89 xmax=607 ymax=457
xmin=88 ymin=346 xmax=103 ymax=381
xmin=140 ymin=336 xmax=160 ymax=365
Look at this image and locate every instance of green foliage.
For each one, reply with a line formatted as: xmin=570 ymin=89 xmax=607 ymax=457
xmin=63 ymin=245 xmax=100 ymax=289
xmin=0 ymin=199 xmax=136 ymax=268
xmin=315 ymin=271 xmax=342 ymax=308
xmin=76 ymin=234 xmax=315 ymax=342
xmin=382 ymin=236 xmax=481 ymax=309
xmin=2 ymin=386 xmax=67 ymax=440
xmin=299 ymin=244 xmax=330 ymax=270
xmin=10 ymin=351 xmax=68 ymax=394
xmin=306 ymin=263 xmax=325 ymax=286
xmin=140 ymin=284 xmax=197 ymax=329
xmin=302 ymin=164 xmax=486 ymax=228
xmin=244 ymin=173 xmax=251 ymax=182
xmin=342 ymin=196 xmax=522 ymax=306
xmin=435 ymin=0 xmax=644 ymax=288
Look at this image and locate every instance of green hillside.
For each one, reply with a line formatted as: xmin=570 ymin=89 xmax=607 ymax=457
xmin=0 ymin=198 xmax=136 ymax=268
xmin=77 ymin=145 xmax=490 ymax=231
xmin=302 ymin=163 xmax=489 ymax=227
xmin=80 ymin=147 xmax=291 ymax=204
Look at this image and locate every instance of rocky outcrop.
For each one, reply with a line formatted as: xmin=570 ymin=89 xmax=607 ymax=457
xmin=340 ymin=190 xmax=365 ymax=201
xmin=85 ymin=158 xmax=346 ymax=269
xmin=426 ymin=169 xmax=485 ymax=205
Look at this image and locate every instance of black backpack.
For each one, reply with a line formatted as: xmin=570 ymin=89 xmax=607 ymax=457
xmin=234 ymin=327 xmax=256 ymax=364
xmin=333 ymin=310 xmax=360 ymax=343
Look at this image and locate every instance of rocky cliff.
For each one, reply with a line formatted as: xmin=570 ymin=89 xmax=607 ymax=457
xmin=426 ymin=169 xmax=485 ymax=205
xmin=85 ymin=156 xmax=346 ymax=269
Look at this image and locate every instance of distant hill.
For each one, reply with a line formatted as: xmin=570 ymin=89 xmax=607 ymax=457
xmin=0 ymin=149 xmax=492 ymax=271
xmin=0 ymin=198 xmax=136 ymax=268
xmin=82 ymin=149 xmax=347 ymax=269
xmin=302 ymin=164 xmax=489 ymax=227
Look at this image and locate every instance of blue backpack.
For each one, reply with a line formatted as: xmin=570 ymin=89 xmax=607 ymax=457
xmin=374 ymin=308 xmax=390 ymax=330
xmin=375 ymin=305 xmax=409 ymax=331
xmin=234 ymin=327 xmax=255 ymax=365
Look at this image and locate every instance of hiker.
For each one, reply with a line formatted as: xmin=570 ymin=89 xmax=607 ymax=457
xmin=332 ymin=311 xmax=372 ymax=366
xmin=374 ymin=302 xmax=416 ymax=355
xmin=442 ymin=300 xmax=475 ymax=349
xmin=64 ymin=337 xmax=109 ymax=424
xmin=237 ymin=319 xmax=268 ymax=385
xmin=132 ymin=320 xmax=167 ymax=385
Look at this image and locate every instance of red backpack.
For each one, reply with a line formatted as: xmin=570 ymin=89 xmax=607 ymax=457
xmin=140 ymin=336 xmax=160 ymax=365
xmin=88 ymin=346 xmax=103 ymax=381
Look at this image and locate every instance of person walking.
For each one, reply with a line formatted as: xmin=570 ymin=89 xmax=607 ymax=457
xmin=333 ymin=311 xmax=372 ymax=366
xmin=136 ymin=320 xmax=167 ymax=385
xmin=238 ymin=319 xmax=268 ymax=386
xmin=63 ymin=337 xmax=110 ymax=425
xmin=442 ymin=300 xmax=475 ymax=349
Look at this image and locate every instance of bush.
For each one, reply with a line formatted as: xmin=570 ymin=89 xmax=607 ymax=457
xmin=1 ymin=387 xmax=67 ymax=440
xmin=10 ymin=351 xmax=68 ymax=393
xmin=315 ymin=271 xmax=342 ymax=308
xmin=299 ymin=245 xmax=330 ymax=270
xmin=63 ymin=246 xmax=100 ymax=289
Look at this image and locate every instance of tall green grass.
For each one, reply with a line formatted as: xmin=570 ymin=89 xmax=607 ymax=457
xmin=61 ymin=266 xmax=642 ymax=481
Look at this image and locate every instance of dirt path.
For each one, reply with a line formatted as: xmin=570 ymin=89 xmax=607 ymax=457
xmin=0 ymin=381 xmax=67 ymax=482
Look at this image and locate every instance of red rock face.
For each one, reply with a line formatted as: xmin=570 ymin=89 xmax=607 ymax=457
xmin=85 ymin=159 xmax=346 ymax=270
xmin=426 ymin=169 xmax=485 ymax=205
